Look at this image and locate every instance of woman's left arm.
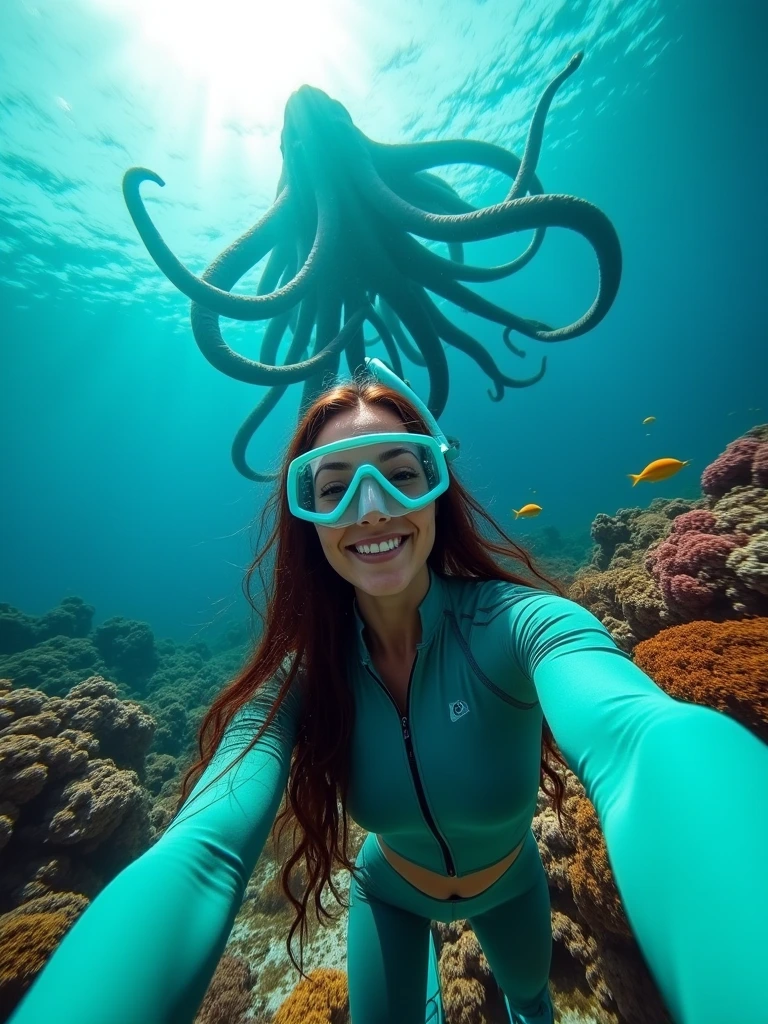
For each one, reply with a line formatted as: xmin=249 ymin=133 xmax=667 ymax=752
xmin=511 ymin=592 xmax=768 ymax=1024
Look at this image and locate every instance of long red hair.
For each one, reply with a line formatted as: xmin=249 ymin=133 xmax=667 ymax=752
xmin=177 ymin=375 xmax=569 ymax=978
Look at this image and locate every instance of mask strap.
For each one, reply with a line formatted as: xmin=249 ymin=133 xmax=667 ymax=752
xmin=364 ymin=357 xmax=459 ymax=461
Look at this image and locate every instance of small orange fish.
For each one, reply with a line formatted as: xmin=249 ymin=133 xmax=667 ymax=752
xmin=642 ymin=416 xmax=656 ymax=425
xmin=512 ymin=503 xmax=543 ymax=519
xmin=628 ymin=458 xmax=689 ymax=486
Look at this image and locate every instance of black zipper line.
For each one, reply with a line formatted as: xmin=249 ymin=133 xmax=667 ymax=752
xmin=364 ymin=657 xmax=457 ymax=876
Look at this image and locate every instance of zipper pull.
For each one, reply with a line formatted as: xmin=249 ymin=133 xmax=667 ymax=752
xmin=401 ymin=717 xmax=409 ymax=740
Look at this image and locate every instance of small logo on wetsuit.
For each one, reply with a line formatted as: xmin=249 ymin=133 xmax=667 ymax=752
xmin=449 ymin=700 xmax=470 ymax=722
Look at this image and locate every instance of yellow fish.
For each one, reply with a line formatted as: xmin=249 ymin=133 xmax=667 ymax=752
xmin=512 ymin=503 xmax=543 ymax=519
xmin=642 ymin=416 xmax=656 ymax=425
xmin=628 ymin=458 xmax=689 ymax=486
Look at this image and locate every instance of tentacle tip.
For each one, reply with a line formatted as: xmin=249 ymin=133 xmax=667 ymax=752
xmin=124 ymin=166 xmax=166 ymax=190
xmin=571 ymin=51 xmax=584 ymax=68
xmin=488 ymin=386 xmax=503 ymax=403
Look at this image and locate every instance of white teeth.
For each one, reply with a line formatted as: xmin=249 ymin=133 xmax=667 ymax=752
xmin=355 ymin=536 xmax=402 ymax=555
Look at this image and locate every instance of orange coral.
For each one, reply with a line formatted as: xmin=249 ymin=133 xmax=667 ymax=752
xmin=566 ymin=796 xmax=630 ymax=941
xmin=272 ymin=967 xmax=349 ymax=1024
xmin=633 ymin=618 xmax=768 ymax=743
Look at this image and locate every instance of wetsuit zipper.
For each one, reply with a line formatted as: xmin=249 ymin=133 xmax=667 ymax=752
xmin=364 ymin=658 xmax=457 ymax=877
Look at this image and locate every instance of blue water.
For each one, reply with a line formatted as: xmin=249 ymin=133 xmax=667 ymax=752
xmin=1 ymin=0 xmax=766 ymax=640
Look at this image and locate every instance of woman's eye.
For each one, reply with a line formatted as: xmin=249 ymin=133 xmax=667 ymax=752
xmin=318 ymin=482 xmax=346 ymax=499
xmin=392 ymin=468 xmax=419 ymax=483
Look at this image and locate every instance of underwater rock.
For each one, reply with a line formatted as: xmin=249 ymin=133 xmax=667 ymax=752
xmin=0 ymin=597 xmax=95 ymax=657
xmin=0 ymin=635 xmax=105 ymax=696
xmin=0 ymin=676 xmax=156 ymax=917
xmin=589 ymin=498 xmax=699 ymax=572
xmin=93 ymin=616 xmax=159 ymax=692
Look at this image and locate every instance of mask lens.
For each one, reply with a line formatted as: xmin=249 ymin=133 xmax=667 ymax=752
xmin=297 ymin=438 xmax=436 ymax=516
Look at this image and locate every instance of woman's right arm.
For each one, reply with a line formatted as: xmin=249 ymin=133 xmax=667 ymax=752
xmin=10 ymin=674 xmax=302 ymax=1024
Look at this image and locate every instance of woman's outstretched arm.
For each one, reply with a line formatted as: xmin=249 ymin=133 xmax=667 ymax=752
xmin=9 ymin=676 xmax=301 ymax=1024
xmin=510 ymin=592 xmax=768 ymax=1024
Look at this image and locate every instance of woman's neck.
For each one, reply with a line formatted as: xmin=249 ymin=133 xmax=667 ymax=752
xmin=355 ymin=565 xmax=430 ymax=662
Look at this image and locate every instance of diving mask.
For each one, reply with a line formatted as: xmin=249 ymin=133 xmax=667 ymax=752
xmin=286 ymin=358 xmax=459 ymax=528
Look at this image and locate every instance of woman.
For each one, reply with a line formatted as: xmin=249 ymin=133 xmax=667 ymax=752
xmin=11 ymin=359 xmax=768 ymax=1024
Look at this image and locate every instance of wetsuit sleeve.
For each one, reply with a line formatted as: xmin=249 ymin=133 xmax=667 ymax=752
xmin=510 ymin=591 xmax=768 ymax=1024
xmin=9 ymin=671 xmax=302 ymax=1024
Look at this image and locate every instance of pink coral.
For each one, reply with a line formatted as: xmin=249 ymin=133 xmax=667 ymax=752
xmin=669 ymin=509 xmax=716 ymax=534
xmin=701 ymin=437 xmax=761 ymax=498
xmin=752 ymin=442 xmax=768 ymax=488
xmin=645 ymin=521 xmax=746 ymax=617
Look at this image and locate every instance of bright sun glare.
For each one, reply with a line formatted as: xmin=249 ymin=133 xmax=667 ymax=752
xmin=92 ymin=0 xmax=365 ymax=142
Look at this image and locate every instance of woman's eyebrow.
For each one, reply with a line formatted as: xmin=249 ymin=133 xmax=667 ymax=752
xmin=315 ymin=446 xmax=417 ymax=476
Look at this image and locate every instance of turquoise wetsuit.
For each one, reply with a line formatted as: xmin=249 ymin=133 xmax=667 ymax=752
xmin=10 ymin=570 xmax=768 ymax=1024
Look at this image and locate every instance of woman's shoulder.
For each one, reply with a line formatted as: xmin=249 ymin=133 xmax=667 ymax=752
xmin=443 ymin=573 xmax=573 ymax=625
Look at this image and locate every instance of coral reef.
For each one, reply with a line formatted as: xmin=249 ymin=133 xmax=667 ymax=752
xmin=700 ymin=425 xmax=768 ymax=498
xmin=0 ymin=597 xmax=94 ymax=656
xmin=633 ymin=618 xmax=768 ymax=744
xmin=0 ymin=891 xmax=90 ymax=1013
xmin=0 ymin=675 xmax=158 ymax=1015
xmin=93 ymin=617 xmax=159 ymax=691
xmin=194 ymin=953 xmax=255 ymax=1024
xmin=0 ymin=635 xmax=106 ymax=697
xmin=572 ymin=427 xmax=768 ymax=649
xmin=534 ymin=774 xmax=672 ymax=1024
xmin=433 ymin=921 xmax=508 ymax=1024
xmin=271 ymin=968 xmax=349 ymax=1024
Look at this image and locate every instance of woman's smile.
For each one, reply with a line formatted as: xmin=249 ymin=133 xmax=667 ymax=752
xmin=346 ymin=533 xmax=410 ymax=563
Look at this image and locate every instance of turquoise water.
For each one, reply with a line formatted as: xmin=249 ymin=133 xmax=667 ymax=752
xmin=1 ymin=0 xmax=766 ymax=640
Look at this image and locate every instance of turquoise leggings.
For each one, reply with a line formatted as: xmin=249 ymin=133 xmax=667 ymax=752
xmin=347 ymin=829 xmax=553 ymax=1024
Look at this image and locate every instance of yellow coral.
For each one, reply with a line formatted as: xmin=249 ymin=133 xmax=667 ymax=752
xmin=272 ymin=967 xmax=349 ymax=1024
xmin=0 ymin=892 xmax=88 ymax=1013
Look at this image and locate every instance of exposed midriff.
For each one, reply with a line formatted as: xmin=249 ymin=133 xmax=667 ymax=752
xmin=376 ymin=834 xmax=525 ymax=900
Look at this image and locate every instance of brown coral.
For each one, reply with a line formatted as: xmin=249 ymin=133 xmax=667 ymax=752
xmin=435 ymin=921 xmax=505 ymax=1024
xmin=194 ymin=953 xmax=254 ymax=1024
xmin=272 ymin=968 xmax=349 ymax=1024
xmin=534 ymin=774 xmax=673 ymax=1024
xmin=569 ymin=563 xmax=671 ymax=651
xmin=632 ymin=618 xmax=768 ymax=743
xmin=0 ymin=891 xmax=89 ymax=1013
xmin=0 ymin=678 xmax=156 ymax=918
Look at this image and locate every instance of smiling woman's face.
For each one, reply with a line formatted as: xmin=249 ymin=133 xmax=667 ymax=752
xmin=312 ymin=402 xmax=436 ymax=598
